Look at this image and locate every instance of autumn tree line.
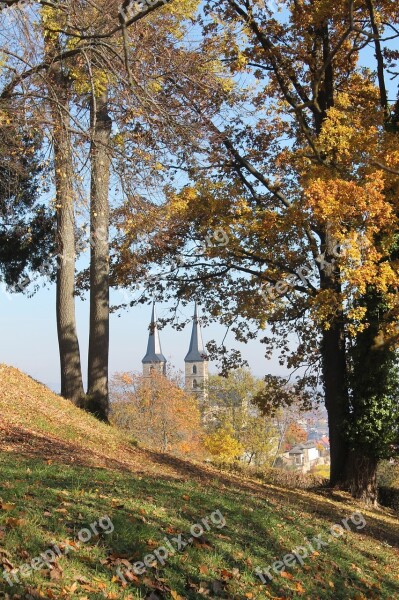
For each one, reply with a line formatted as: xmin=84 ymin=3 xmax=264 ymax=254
xmin=110 ymin=367 xmax=307 ymax=469
xmin=1 ymin=0 xmax=399 ymax=503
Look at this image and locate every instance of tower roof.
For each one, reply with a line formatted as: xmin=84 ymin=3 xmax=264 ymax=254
xmin=185 ymin=302 xmax=208 ymax=362
xmin=142 ymin=303 xmax=167 ymax=364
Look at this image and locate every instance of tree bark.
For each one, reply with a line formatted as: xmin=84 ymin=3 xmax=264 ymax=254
xmin=319 ymin=223 xmax=350 ymax=487
xmin=46 ymin=38 xmax=85 ymax=405
xmin=346 ymin=452 xmax=378 ymax=506
xmin=87 ymin=89 xmax=112 ymax=421
xmin=321 ymin=323 xmax=350 ymax=487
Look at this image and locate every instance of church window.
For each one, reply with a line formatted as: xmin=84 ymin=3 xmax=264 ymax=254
xmin=193 ymin=379 xmax=198 ymax=389
xmin=193 ymin=365 xmax=197 ymax=374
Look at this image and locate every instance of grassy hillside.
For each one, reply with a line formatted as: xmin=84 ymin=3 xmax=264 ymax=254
xmin=0 ymin=365 xmax=399 ymax=599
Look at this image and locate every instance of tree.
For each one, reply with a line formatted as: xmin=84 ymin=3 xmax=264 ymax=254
xmin=284 ymin=423 xmax=307 ymax=450
xmin=0 ymin=103 xmax=54 ymax=290
xmin=346 ymin=288 xmax=399 ymax=503
xmin=205 ymin=369 xmax=278 ymax=465
xmin=0 ymin=0 xmax=199 ymax=415
xmin=43 ymin=22 xmax=85 ymax=405
xmin=206 ymin=368 xmax=264 ymax=426
xmin=253 ymin=380 xmax=311 ymax=465
xmin=238 ymin=415 xmax=278 ymax=466
xmin=110 ymin=370 xmax=202 ymax=455
xmin=87 ymin=89 xmax=112 ymax=420
xmin=203 ymin=424 xmax=244 ymax=464
xmin=113 ymin=0 xmax=399 ymax=500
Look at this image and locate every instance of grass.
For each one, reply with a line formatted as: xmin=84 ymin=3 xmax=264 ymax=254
xmin=0 ymin=365 xmax=399 ymax=599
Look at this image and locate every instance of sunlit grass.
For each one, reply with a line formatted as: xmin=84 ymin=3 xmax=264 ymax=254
xmin=0 ymin=453 xmax=398 ymax=599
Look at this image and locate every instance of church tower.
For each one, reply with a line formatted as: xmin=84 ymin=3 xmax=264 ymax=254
xmin=185 ymin=303 xmax=208 ymax=402
xmin=142 ymin=303 xmax=167 ymax=376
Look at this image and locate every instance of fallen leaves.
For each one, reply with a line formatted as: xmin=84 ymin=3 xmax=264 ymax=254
xmin=280 ymin=571 xmax=294 ymax=580
xmin=49 ymin=563 xmax=63 ymax=580
xmin=0 ymin=501 xmax=16 ymax=511
xmin=219 ymin=567 xmax=240 ymax=580
xmin=0 ymin=546 xmax=14 ymax=571
xmin=295 ymin=581 xmax=306 ymax=594
xmin=5 ymin=517 xmax=26 ymax=528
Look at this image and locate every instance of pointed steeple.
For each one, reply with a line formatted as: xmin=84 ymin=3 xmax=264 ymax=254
xmin=185 ymin=302 xmax=207 ymax=362
xmin=142 ymin=303 xmax=166 ymax=365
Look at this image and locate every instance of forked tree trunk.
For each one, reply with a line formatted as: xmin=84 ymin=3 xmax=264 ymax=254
xmin=87 ymin=89 xmax=112 ymax=421
xmin=46 ymin=38 xmax=85 ymax=405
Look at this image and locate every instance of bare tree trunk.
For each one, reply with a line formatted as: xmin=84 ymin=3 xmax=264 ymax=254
xmin=87 ymin=89 xmax=112 ymax=421
xmin=46 ymin=38 xmax=85 ymax=405
xmin=319 ymin=225 xmax=349 ymax=488
xmin=346 ymin=452 xmax=378 ymax=506
xmin=321 ymin=322 xmax=350 ymax=487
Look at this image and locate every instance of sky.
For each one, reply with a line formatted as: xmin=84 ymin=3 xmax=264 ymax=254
xmin=0 ymin=283 xmax=288 ymax=392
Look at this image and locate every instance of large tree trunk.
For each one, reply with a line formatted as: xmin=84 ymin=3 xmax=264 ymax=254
xmin=346 ymin=452 xmax=378 ymax=505
xmin=321 ymin=322 xmax=350 ymax=487
xmin=313 ymin=24 xmax=350 ymax=488
xmin=46 ymin=38 xmax=85 ymax=405
xmin=346 ymin=287 xmax=399 ymax=504
xmin=87 ymin=89 xmax=112 ymax=421
xmin=319 ymin=224 xmax=350 ymax=487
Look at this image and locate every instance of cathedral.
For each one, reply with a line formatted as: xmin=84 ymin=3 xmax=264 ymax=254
xmin=142 ymin=303 xmax=209 ymax=402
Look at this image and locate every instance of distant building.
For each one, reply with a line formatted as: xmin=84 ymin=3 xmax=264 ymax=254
xmin=142 ymin=303 xmax=167 ymax=377
xmin=277 ymin=441 xmax=321 ymax=473
xmin=184 ymin=302 xmax=208 ymax=404
xmin=142 ymin=302 xmax=209 ymax=403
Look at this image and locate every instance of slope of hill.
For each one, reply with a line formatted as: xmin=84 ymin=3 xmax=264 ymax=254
xmin=0 ymin=365 xmax=398 ymax=599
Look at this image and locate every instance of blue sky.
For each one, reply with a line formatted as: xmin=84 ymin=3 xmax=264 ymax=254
xmin=0 ymin=284 xmax=287 ymax=391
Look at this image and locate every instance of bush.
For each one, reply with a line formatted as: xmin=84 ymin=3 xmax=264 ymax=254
xmin=377 ymin=460 xmax=399 ymax=488
xmin=204 ymin=426 xmax=244 ymax=464
xmin=378 ymin=487 xmax=399 ymax=511
xmin=311 ymin=464 xmax=330 ymax=479
xmin=256 ymin=466 xmax=327 ymax=489
xmin=214 ymin=461 xmax=327 ymax=489
xmin=377 ymin=460 xmax=399 ymax=511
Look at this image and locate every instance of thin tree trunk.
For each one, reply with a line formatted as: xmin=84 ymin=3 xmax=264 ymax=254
xmin=87 ymin=89 xmax=112 ymax=421
xmin=46 ymin=37 xmax=85 ymax=405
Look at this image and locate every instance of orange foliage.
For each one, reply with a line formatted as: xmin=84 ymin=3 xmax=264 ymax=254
xmin=110 ymin=370 xmax=203 ymax=457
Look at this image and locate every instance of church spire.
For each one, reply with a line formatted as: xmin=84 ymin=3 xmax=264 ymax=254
xmin=185 ymin=302 xmax=207 ymax=362
xmin=142 ymin=303 xmax=166 ymax=375
xmin=184 ymin=302 xmax=208 ymax=403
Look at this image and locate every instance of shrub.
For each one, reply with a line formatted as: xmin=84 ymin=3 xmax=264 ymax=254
xmin=217 ymin=461 xmax=327 ymax=489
